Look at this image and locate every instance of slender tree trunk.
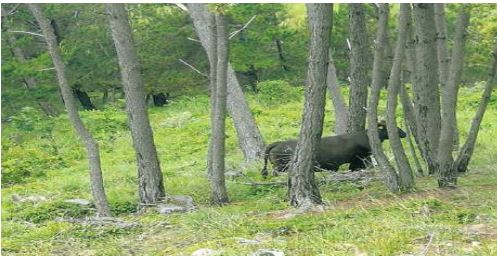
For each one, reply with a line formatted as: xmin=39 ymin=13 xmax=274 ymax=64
xmin=208 ymin=13 xmax=230 ymax=205
xmin=28 ymin=3 xmax=111 ymax=217
xmin=106 ymin=4 xmax=165 ymax=204
xmin=402 ymin=6 xmax=430 ymax=170
xmin=437 ymin=8 xmax=470 ymax=187
xmin=434 ymin=4 xmax=450 ymax=86
xmin=327 ymin=49 xmax=348 ymax=135
xmin=186 ymin=3 xmax=265 ymax=162
xmin=367 ymin=4 xmax=400 ymax=193
xmin=288 ymin=3 xmax=331 ymax=208
xmin=275 ymin=39 xmax=290 ymax=71
xmin=434 ymin=3 xmax=460 ymax=150
xmin=347 ymin=4 xmax=370 ymax=132
xmin=207 ymin=13 xmax=217 ymax=198
xmin=386 ymin=4 xmax=415 ymax=190
xmin=402 ymin=102 xmax=424 ymax=177
xmin=412 ymin=4 xmax=442 ymax=174
xmin=455 ymin=43 xmax=497 ymax=173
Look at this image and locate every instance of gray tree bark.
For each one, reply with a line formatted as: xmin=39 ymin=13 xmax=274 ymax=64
xmin=106 ymin=4 xmax=165 ymax=204
xmin=288 ymin=3 xmax=331 ymax=208
xmin=455 ymin=43 xmax=497 ymax=173
xmin=28 ymin=3 xmax=111 ymax=217
xmin=412 ymin=4 xmax=442 ymax=174
xmin=367 ymin=4 xmax=400 ymax=193
xmin=208 ymin=13 xmax=230 ymax=205
xmin=434 ymin=4 xmax=450 ymax=86
xmin=400 ymin=6 xmax=425 ymax=176
xmin=186 ymin=3 xmax=265 ymax=162
xmin=347 ymin=3 xmax=370 ymax=132
xmin=437 ymin=7 xmax=470 ymax=187
xmin=386 ymin=4 xmax=415 ymax=190
xmin=207 ymin=14 xmax=217 ymax=191
xmin=435 ymin=3 xmax=460 ymax=149
xmin=327 ymin=49 xmax=348 ymax=135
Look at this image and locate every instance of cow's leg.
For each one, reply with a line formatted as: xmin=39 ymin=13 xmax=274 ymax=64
xmin=349 ymin=158 xmax=367 ymax=171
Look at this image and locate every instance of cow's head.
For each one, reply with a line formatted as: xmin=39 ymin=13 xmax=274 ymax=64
xmin=377 ymin=121 xmax=407 ymax=141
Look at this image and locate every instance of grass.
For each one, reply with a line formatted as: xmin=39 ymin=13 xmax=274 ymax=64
xmin=2 ymin=84 xmax=497 ymax=255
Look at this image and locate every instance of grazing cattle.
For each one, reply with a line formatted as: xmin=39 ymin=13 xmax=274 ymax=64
xmin=261 ymin=122 xmax=407 ymax=177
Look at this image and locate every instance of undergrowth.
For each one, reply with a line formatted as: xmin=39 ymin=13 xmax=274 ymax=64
xmin=2 ymin=83 xmax=497 ymax=255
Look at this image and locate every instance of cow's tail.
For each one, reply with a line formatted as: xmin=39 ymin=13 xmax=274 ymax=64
xmin=261 ymin=142 xmax=278 ymax=178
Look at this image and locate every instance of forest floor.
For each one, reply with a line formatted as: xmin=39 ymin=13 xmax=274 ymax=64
xmin=2 ymin=85 xmax=496 ymax=255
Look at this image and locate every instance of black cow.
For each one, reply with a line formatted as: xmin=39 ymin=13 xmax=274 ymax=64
xmin=261 ymin=122 xmax=407 ymax=177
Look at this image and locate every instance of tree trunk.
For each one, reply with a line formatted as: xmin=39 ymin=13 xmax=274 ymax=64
xmin=367 ymin=4 xmax=400 ymax=193
xmin=186 ymin=3 xmax=265 ymax=162
xmin=73 ymin=87 xmax=97 ymax=110
xmin=207 ymin=13 xmax=217 ymax=202
xmin=327 ymin=49 xmax=348 ymax=135
xmin=207 ymin=13 xmax=230 ymax=205
xmin=437 ymin=8 xmax=470 ymax=187
xmin=347 ymin=4 xmax=370 ymax=133
xmin=106 ymin=4 xmax=165 ymax=204
xmin=434 ymin=3 xmax=460 ymax=150
xmin=454 ymin=43 xmax=497 ymax=173
xmin=434 ymin=4 xmax=450 ymax=86
xmin=412 ymin=4 xmax=442 ymax=174
xmin=275 ymin=39 xmax=290 ymax=71
xmin=28 ymin=3 xmax=111 ymax=217
xmin=288 ymin=3 xmax=331 ymax=208
xmin=386 ymin=4 xmax=415 ymax=190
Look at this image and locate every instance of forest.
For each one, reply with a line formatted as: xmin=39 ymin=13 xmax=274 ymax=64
xmin=1 ymin=3 xmax=497 ymax=255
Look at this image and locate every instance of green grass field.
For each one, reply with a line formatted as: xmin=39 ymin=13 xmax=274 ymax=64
xmin=2 ymin=85 xmax=496 ymax=255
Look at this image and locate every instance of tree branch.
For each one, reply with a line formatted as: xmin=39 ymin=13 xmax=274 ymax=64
xmin=229 ymin=15 xmax=257 ymax=40
xmin=7 ymin=30 xmax=45 ymax=38
xmin=178 ymin=59 xmax=208 ymax=77
xmin=187 ymin=37 xmax=200 ymax=43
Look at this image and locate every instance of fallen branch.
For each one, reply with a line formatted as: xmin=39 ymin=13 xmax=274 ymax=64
xmin=236 ymin=181 xmax=287 ymax=186
xmin=420 ymin=233 xmax=435 ymax=256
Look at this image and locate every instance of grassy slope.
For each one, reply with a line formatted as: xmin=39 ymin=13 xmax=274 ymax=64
xmin=2 ymin=86 xmax=497 ymax=255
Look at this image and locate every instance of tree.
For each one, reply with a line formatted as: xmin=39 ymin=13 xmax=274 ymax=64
xmin=385 ymin=4 xmax=415 ymax=190
xmin=106 ymin=3 xmax=165 ymax=204
xmin=435 ymin=3 xmax=459 ymax=149
xmin=186 ymin=3 xmax=265 ymax=163
xmin=347 ymin=3 xmax=370 ymax=132
xmin=207 ymin=9 xmax=230 ymax=205
xmin=454 ymin=42 xmax=497 ymax=173
xmin=412 ymin=3 xmax=442 ymax=174
xmin=28 ymin=3 xmax=111 ymax=216
xmin=287 ymin=3 xmax=331 ymax=208
xmin=437 ymin=7 xmax=470 ymax=187
xmin=366 ymin=3 xmax=400 ymax=193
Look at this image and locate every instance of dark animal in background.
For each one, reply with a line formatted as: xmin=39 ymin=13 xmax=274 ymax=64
xmin=261 ymin=122 xmax=407 ymax=177
xmin=152 ymin=92 xmax=170 ymax=107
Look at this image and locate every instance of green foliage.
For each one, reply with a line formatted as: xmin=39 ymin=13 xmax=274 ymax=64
xmin=79 ymin=107 xmax=128 ymax=139
xmin=256 ymin=80 xmax=303 ymax=106
xmin=2 ymin=108 xmax=67 ymax=185
xmin=9 ymin=201 xmax=93 ymax=223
